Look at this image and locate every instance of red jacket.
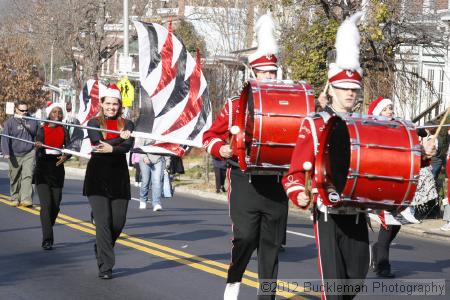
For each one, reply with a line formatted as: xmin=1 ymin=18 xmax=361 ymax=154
xmin=282 ymin=112 xmax=330 ymax=208
xmin=202 ymin=96 xmax=239 ymax=160
xmin=447 ymin=151 xmax=450 ymax=201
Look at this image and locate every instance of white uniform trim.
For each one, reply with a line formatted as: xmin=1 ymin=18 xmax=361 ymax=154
xmin=206 ymin=138 xmax=222 ymax=154
xmin=286 ymin=185 xmax=304 ymax=195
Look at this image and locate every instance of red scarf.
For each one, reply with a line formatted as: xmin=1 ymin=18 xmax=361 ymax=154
xmin=105 ymin=119 xmax=120 ymax=140
xmin=43 ymin=124 xmax=64 ymax=148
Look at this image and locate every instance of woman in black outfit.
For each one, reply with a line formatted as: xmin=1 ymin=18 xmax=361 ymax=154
xmin=35 ymin=103 xmax=70 ymax=250
xmin=83 ymin=84 xmax=134 ymax=279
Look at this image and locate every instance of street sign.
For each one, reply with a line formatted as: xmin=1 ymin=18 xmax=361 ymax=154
xmin=119 ymin=54 xmax=133 ymax=73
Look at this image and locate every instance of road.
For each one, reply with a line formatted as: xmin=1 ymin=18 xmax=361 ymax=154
xmin=0 ymin=169 xmax=448 ymax=299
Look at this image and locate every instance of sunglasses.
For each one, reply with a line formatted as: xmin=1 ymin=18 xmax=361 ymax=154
xmin=17 ymin=109 xmax=28 ymax=112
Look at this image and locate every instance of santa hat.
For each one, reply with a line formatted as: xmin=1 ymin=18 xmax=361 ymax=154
xmin=248 ymin=13 xmax=278 ymax=71
xmin=328 ymin=12 xmax=364 ymax=89
xmin=368 ymin=97 xmax=393 ymax=116
xmin=100 ymin=83 xmax=122 ymax=100
xmin=46 ymin=101 xmax=66 ymax=119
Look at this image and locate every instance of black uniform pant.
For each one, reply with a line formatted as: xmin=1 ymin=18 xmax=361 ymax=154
xmin=374 ymin=225 xmax=401 ymax=272
xmin=88 ymin=196 xmax=129 ymax=273
xmin=227 ymin=169 xmax=288 ymax=299
xmin=37 ymin=184 xmax=62 ymax=245
xmin=314 ymin=211 xmax=369 ymax=300
xmin=214 ymin=167 xmax=226 ymax=191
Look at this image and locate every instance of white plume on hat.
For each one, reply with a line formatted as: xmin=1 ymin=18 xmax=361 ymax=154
xmin=335 ymin=12 xmax=363 ymax=71
xmin=247 ymin=13 xmax=279 ymax=65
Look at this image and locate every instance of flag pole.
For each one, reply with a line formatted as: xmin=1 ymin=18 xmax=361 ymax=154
xmin=13 ymin=115 xmax=202 ymax=148
xmin=0 ymin=133 xmax=91 ymax=159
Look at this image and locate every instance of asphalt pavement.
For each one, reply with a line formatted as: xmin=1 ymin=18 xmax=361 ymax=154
xmin=0 ymin=164 xmax=449 ymax=299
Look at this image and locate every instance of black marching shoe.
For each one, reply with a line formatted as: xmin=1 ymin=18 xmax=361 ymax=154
xmin=42 ymin=241 xmax=53 ymax=250
xmin=377 ymin=269 xmax=395 ymax=278
xmin=98 ymin=270 xmax=113 ymax=279
xmin=220 ymin=186 xmax=226 ymax=193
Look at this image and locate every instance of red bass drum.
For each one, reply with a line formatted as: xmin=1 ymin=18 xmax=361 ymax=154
xmin=233 ymin=79 xmax=315 ymax=173
xmin=315 ymin=114 xmax=421 ymax=210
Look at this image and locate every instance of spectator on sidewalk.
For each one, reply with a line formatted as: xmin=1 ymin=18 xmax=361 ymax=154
xmin=139 ymin=153 xmax=166 ymax=211
xmin=63 ymin=101 xmax=83 ymax=152
xmin=212 ymin=157 xmax=226 ymax=193
xmin=131 ymin=152 xmax=141 ymax=187
xmin=426 ymin=121 xmax=449 ymax=193
xmin=414 ymin=125 xmax=441 ymax=219
xmin=1 ymin=101 xmax=38 ymax=207
xmin=168 ymin=156 xmax=185 ymax=177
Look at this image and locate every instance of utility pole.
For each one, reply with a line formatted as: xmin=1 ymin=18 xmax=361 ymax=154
xmin=50 ymin=40 xmax=55 ymax=84
xmin=178 ymin=0 xmax=185 ymax=19
xmin=245 ymin=0 xmax=254 ymax=48
xmin=123 ymin=0 xmax=129 ymax=58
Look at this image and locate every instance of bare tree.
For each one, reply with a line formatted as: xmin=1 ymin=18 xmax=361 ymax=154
xmin=2 ymin=0 xmax=151 ymax=91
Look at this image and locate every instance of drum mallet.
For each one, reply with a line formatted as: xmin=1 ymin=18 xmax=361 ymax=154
xmin=303 ymin=161 xmax=313 ymax=199
xmin=432 ymin=106 xmax=450 ymax=139
xmin=426 ymin=106 xmax=450 ymax=158
xmin=322 ymin=81 xmax=329 ymax=96
xmin=229 ymin=125 xmax=240 ymax=147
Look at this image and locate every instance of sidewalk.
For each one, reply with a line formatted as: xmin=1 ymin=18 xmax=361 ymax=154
xmin=1 ymin=162 xmax=449 ymax=242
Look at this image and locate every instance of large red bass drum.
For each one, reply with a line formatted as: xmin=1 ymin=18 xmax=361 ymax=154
xmin=315 ymin=114 xmax=421 ymax=210
xmin=233 ymin=79 xmax=315 ymax=173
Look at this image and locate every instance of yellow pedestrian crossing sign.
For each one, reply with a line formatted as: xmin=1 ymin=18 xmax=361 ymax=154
xmin=117 ymin=76 xmax=135 ymax=108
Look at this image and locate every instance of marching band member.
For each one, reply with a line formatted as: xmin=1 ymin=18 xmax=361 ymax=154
xmin=35 ymin=102 xmax=71 ymax=250
xmin=441 ymin=147 xmax=450 ymax=231
xmin=367 ymin=98 xmax=438 ymax=278
xmin=282 ymin=13 xmax=368 ymax=300
xmin=367 ymin=97 xmax=400 ymax=278
xmin=203 ymin=13 xmax=288 ymax=300
xmin=83 ymin=84 xmax=134 ymax=279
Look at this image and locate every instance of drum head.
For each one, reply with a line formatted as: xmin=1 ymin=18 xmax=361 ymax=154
xmin=316 ymin=116 xmax=350 ymax=206
xmin=245 ymin=90 xmax=255 ymax=157
xmin=327 ymin=118 xmax=350 ymax=194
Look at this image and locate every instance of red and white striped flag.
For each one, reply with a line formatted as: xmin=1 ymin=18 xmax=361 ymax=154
xmin=76 ymin=79 xmax=107 ymax=155
xmin=133 ymin=20 xmax=212 ymax=157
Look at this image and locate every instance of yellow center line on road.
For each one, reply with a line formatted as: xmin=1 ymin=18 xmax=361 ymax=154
xmin=0 ymin=195 xmax=318 ymax=299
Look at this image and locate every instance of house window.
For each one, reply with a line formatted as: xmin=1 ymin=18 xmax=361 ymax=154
xmin=438 ymin=69 xmax=444 ymax=101
xmin=427 ymin=68 xmax=435 ymax=106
